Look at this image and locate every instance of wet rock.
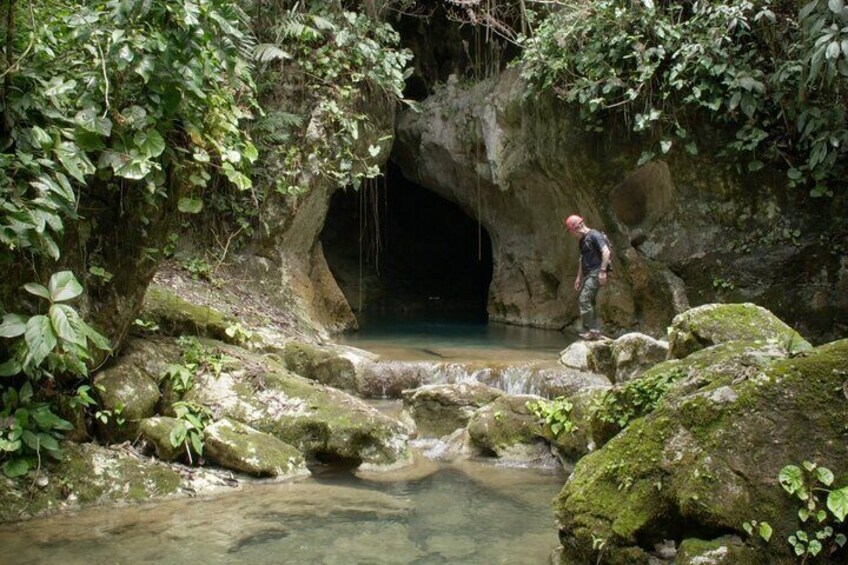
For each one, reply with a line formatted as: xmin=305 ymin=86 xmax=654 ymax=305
xmin=138 ymin=417 xmax=184 ymax=461
xmin=402 ymin=382 xmax=504 ymax=438
xmin=554 ymin=339 xmax=848 ymax=563
xmin=358 ymin=361 xmax=432 ymax=398
xmin=203 ymin=418 xmax=309 ymax=478
xmin=559 ymin=341 xmax=593 ymax=370
xmin=609 ymin=333 xmax=669 ymax=383
xmin=668 ymin=303 xmax=811 ymax=360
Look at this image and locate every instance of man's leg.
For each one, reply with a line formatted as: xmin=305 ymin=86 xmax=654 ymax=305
xmin=578 ymin=272 xmax=601 ymax=333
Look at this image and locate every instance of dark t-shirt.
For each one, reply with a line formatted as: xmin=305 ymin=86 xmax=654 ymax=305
xmin=579 ymin=230 xmax=607 ymax=273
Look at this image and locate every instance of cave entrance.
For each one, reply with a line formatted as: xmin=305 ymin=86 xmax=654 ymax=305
xmin=321 ymin=164 xmax=493 ymax=324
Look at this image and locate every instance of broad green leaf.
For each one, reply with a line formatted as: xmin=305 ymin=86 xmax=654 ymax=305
xmin=222 ymin=163 xmax=252 ymax=191
xmin=827 ymin=487 xmax=848 ymax=522
xmin=243 ymin=142 xmax=259 ymax=163
xmin=2 ymin=458 xmax=30 ymax=478
xmin=190 ymin=431 xmax=203 ymax=455
xmin=121 ymin=106 xmax=148 ymax=130
xmin=50 ymin=304 xmax=84 ymax=345
xmin=830 ymin=0 xmax=844 ymax=14
xmin=816 ymin=466 xmax=834 ymax=486
xmin=21 ymin=430 xmax=40 ymax=451
xmin=115 ymin=156 xmax=153 ymax=180
xmin=0 ymin=358 xmax=22 ymax=377
xmin=49 ymin=271 xmax=84 ymax=302
xmin=43 ymin=77 xmax=77 ymax=97
xmin=758 ymin=522 xmax=772 ymax=542
xmin=0 ymin=314 xmax=27 ymax=338
xmin=74 ymin=108 xmax=112 ymax=136
xmin=779 ymin=465 xmax=804 ymax=495
xmin=30 ymin=126 xmax=53 ymax=149
xmin=178 ymin=197 xmax=203 ymax=214
xmin=808 ymin=539 xmax=822 ymax=556
xmin=24 ymin=315 xmax=58 ymax=368
xmin=133 ymin=129 xmax=166 ymax=158
xmin=23 ymin=283 xmax=51 ymax=301
xmin=55 ymin=141 xmax=95 ymax=183
xmin=37 ymin=433 xmax=60 ymax=452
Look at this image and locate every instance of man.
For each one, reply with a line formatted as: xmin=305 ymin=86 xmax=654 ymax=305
xmin=565 ymin=214 xmax=610 ymax=340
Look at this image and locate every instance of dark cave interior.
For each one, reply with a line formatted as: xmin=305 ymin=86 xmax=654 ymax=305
xmin=321 ymin=163 xmax=493 ymax=321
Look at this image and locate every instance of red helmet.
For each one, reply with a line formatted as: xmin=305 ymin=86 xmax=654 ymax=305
xmin=565 ymin=214 xmax=584 ymax=231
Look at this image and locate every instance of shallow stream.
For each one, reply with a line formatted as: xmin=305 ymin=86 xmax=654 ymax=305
xmin=0 ymin=460 xmax=563 ymax=564
xmin=1 ymin=318 xmax=569 ymax=564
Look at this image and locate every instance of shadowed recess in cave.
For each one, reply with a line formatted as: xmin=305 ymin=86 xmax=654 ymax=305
xmin=321 ymin=164 xmax=493 ymax=321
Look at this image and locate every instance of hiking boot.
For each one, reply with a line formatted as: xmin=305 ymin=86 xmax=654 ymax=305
xmin=578 ymin=330 xmax=603 ymax=341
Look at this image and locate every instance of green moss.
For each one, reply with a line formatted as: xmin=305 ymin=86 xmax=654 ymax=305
xmin=669 ymin=303 xmax=811 ymax=359
xmin=140 ymin=285 xmax=235 ymax=341
xmin=282 ymin=341 xmax=356 ymax=392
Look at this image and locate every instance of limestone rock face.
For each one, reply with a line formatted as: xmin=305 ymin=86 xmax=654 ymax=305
xmin=465 ymin=394 xmax=555 ymax=465
xmin=139 ymin=285 xmax=235 ymax=342
xmin=0 ymin=443 xmax=183 ymax=523
xmin=393 ymin=67 xmax=844 ymax=339
xmin=609 ymin=333 xmax=669 ymax=383
xmin=182 ymin=341 xmax=411 ymax=469
xmin=402 ymin=382 xmax=504 ymax=438
xmin=554 ymin=339 xmax=848 ymax=564
xmin=282 ymin=340 xmax=374 ymax=392
xmin=668 ymin=303 xmax=811 ymax=359
xmin=203 ymin=418 xmax=309 ymax=478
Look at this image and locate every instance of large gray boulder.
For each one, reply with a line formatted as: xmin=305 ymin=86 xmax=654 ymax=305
xmin=609 ymin=333 xmax=669 ymax=383
xmin=93 ymin=357 xmax=162 ymax=442
xmin=203 ymin=418 xmax=309 ymax=478
xmin=402 ymin=382 xmax=504 ymax=437
xmin=466 ymin=394 xmax=554 ymax=465
xmin=282 ymin=340 xmax=375 ymax=393
xmin=554 ymin=339 xmax=848 ymax=564
xmin=668 ymin=303 xmax=811 ymax=359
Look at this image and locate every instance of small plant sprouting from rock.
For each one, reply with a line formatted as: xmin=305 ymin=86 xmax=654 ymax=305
xmin=160 ymin=337 xmax=235 ymax=398
xmin=225 ymin=323 xmax=253 ymax=346
xmin=592 ymin=366 xmax=687 ymax=429
xmin=169 ymin=401 xmax=213 ymax=465
xmin=742 ymin=519 xmax=774 ymax=544
xmin=526 ymin=397 xmax=577 ymax=437
xmin=778 ymin=461 xmax=848 ymax=562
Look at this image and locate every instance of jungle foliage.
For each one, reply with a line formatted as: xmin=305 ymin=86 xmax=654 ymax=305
xmin=520 ymin=0 xmax=848 ymax=197
xmin=0 ymin=0 xmax=255 ymax=476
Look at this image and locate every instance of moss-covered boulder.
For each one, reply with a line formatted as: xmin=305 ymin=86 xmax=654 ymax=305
xmin=182 ymin=341 xmax=411 ymax=470
xmin=590 ymin=338 xmax=799 ymax=448
xmin=402 ymin=382 xmax=504 ymax=438
xmin=139 ymin=284 xmax=235 ymax=342
xmin=668 ymin=303 xmax=811 ymax=359
xmin=93 ymin=358 xmax=161 ymax=442
xmin=676 ymin=537 xmax=761 ymax=565
xmin=138 ymin=417 xmax=183 ymax=461
xmin=0 ymin=443 xmax=182 ymax=523
xmin=554 ymin=339 xmax=848 ymax=564
xmin=282 ymin=340 xmax=369 ymax=392
xmin=466 ymin=395 xmax=554 ymax=464
xmin=203 ymin=418 xmax=309 ymax=478
xmin=609 ymin=332 xmax=669 ymax=383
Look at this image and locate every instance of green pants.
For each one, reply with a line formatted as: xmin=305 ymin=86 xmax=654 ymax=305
xmin=578 ymin=271 xmax=601 ymax=332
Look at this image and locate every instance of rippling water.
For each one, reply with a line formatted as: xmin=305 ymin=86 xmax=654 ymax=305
xmin=0 ymin=460 xmax=564 ymax=565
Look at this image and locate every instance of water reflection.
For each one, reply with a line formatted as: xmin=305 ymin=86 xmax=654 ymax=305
xmin=337 ymin=312 xmax=570 ymax=360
